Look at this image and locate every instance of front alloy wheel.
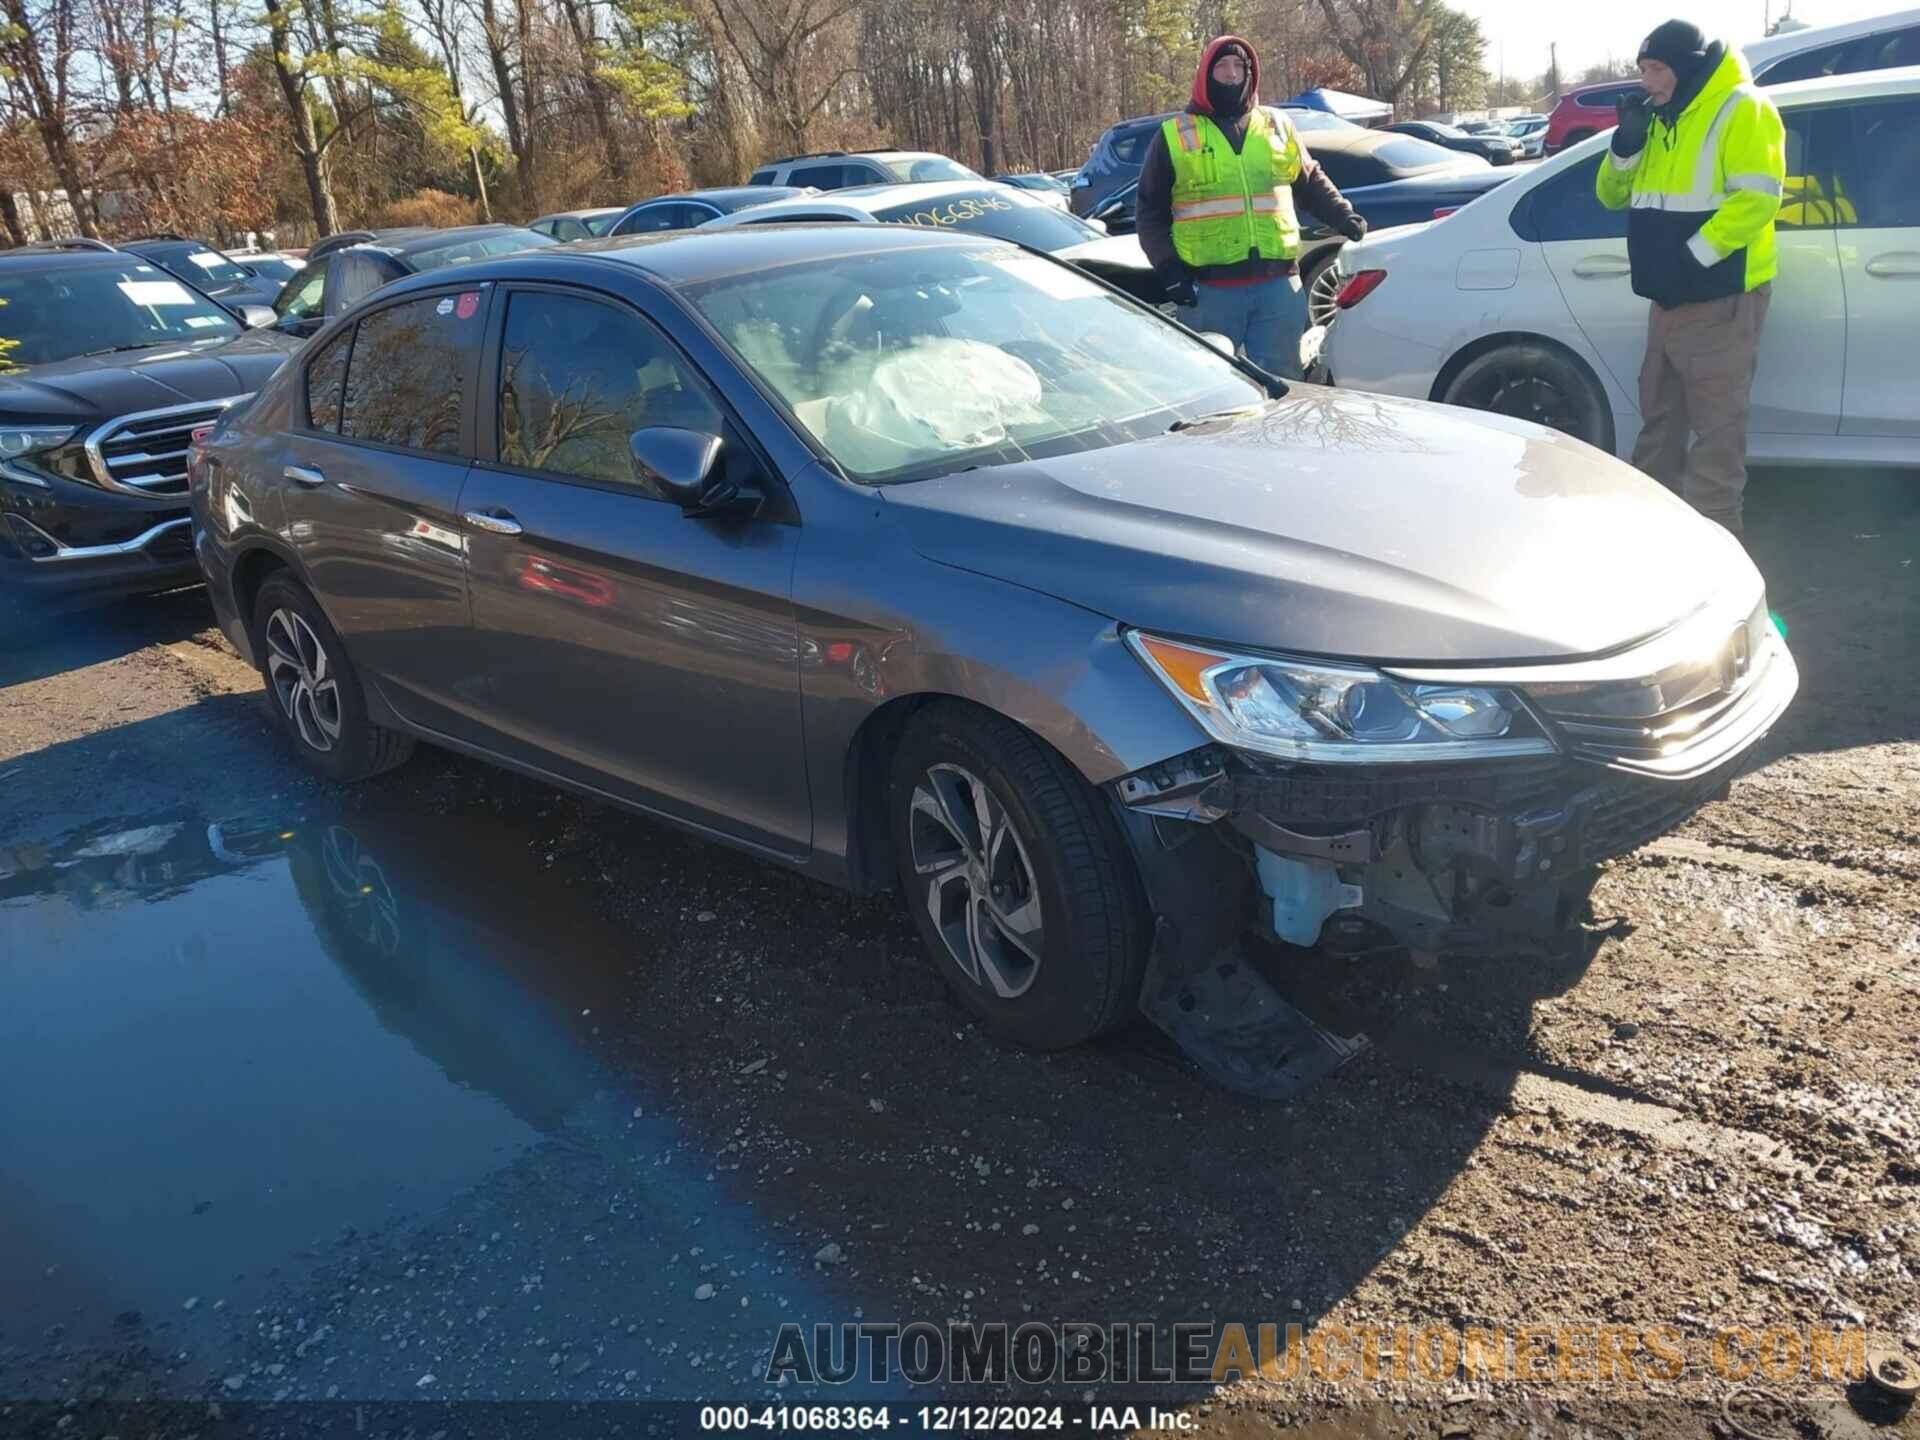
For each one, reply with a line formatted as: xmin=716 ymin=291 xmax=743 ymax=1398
xmin=1307 ymin=260 xmax=1344 ymax=330
xmin=265 ymin=607 xmax=342 ymax=752
xmin=909 ymin=763 xmax=1044 ymax=999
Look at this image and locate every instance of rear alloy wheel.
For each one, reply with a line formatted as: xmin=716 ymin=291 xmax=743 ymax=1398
xmin=253 ymin=574 xmax=415 ymax=783
xmin=889 ymin=703 xmax=1150 ymax=1050
xmin=1305 ymin=254 xmax=1344 ymax=330
xmin=1441 ymin=343 xmax=1614 ymax=451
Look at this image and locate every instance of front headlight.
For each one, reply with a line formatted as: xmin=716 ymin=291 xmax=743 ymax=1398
xmin=0 ymin=425 xmax=78 ymax=461
xmin=1127 ymin=631 xmax=1556 ymax=764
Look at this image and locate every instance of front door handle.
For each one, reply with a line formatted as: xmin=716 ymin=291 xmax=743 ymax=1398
xmin=464 ymin=509 xmax=524 ymax=536
xmin=1863 ymin=252 xmax=1920 ymax=278
xmin=283 ymin=464 xmax=326 ymax=486
xmin=1570 ymin=254 xmax=1632 ymax=278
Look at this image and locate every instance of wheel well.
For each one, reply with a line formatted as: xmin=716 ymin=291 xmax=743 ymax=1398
xmin=842 ymin=693 xmax=1091 ymax=897
xmin=231 ymin=547 xmax=291 ymax=633
xmin=1428 ymin=330 xmax=1618 ymax=455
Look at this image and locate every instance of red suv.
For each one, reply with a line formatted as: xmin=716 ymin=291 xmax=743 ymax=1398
xmin=1542 ymin=78 xmax=1645 ymax=155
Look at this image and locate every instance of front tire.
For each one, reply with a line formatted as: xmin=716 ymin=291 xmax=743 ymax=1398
xmin=1440 ymin=342 xmax=1615 ymax=451
xmin=253 ymin=574 xmax=415 ymax=783
xmin=888 ymin=703 xmax=1151 ymax=1050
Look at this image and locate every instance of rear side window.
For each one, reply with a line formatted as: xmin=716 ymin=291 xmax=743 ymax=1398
xmin=1511 ymin=156 xmax=1626 ymax=241
xmin=495 ymin=290 xmax=722 ymax=497
xmin=340 ymin=292 xmax=482 ymax=455
xmin=1577 ymin=85 xmax=1638 ymax=109
xmin=1830 ymin=98 xmax=1920 ymax=229
xmin=1110 ymin=130 xmax=1154 ymax=165
xmin=275 ymin=260 xmax=327 ymax=321
xmin=1313 ymin=149 xmax=1391 ymax=190
xmin=305 ymin=326 xmax=352 ymax=431
xmin=789 ymin=163 xmax=848 ymax=188
xmin=1852 ymin=25 xmax=1920 ymax=73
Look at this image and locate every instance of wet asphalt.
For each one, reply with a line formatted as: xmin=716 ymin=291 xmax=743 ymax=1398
xmin=1 ymin=465 xmax=1917 ymax=1438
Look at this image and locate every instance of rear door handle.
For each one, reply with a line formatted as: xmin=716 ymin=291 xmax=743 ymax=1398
xmin=463 ymin=509 xmax=524 ymax=536
xmin=1570 ymin=255 xmax=1632 ymax=278
xmin=1863 ymin=252 xmax=1920 ymax=278
xmin=283 ymin=464 xmax=326 ymax=486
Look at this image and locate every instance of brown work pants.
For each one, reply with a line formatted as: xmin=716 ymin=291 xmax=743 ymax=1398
xmin=1630 ymin=283 xmax=1772 ymax=536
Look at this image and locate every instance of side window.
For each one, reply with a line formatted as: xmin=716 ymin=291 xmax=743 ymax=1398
xmin=552 ymin=218 xmax=588 ymax=241
xmin=304 ymin=325 xmax=352 ymax=431
xmin=495 ymin=290 xmax=723 ymax=497
xmin=1757 ymin=39 xmax=1851 ymax=85
xmin=618 ymin=203 xmax=690 ymax=234
xmin=1775 ymin=110 xmax=1828 ymax=229
xmin=1313 ymin=151 xmax=1386 ymax=190
xmin=1514 ymin=155 xmax=1627 ymax=242
xmin=340 ymin=292 xmax=481 ymax=455
xmin=275 ymin=260 xmax=327 ymax=320
xmin=1851 ymin=25 xmax=1920 ymax=72
xmin=1111 ymin=131 xmax=1151 ymax=165
xmin=1831 ymin=99 xmax=1920 ymax=229
xmin=790 ymin=163 xmax=848 ymax=189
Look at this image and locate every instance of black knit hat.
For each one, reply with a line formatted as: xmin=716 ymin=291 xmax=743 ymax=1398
xmin=1637 ymin=19 xmax=1711 ymax=81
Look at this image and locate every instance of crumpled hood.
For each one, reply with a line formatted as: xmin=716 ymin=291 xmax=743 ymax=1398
xmin=0 ymin=330 xmax=298 ymax=426
xmin=882 ymin=387 xmax=1758 ymax=664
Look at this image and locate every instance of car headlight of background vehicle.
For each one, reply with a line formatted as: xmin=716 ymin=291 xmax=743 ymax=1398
xmin=1128 ymin=631 xmax=1556 ymax=763
xmin=0 ymin=426 xmax=80 ymax=487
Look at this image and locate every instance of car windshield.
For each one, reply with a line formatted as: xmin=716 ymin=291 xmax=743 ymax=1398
xmin=872 ymin=191 xmax=1104 ymax=251
xmin=152 ymin=243 xmax=254 ymax=286
xmin=886 ymin=155 xmax=981 ymax=183
xmin=681 ymin=242 xmax=1264 ymax=484
xmin=0 ymin=260 xmax=241 ymax=369
xmin=406 ymin=228 xmax=557 ymax=271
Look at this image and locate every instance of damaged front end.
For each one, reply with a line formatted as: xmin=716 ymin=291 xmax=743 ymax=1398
xmin=1110 ymin=603 xmax=1798 ymax=1098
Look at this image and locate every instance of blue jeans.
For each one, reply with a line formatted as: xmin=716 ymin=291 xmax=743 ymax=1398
xmin=1184 ymin=272 xmax=1309 ymax=380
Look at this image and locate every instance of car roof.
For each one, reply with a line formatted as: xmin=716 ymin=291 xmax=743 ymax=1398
xmin=631 ymin=185 xmax=813 ymax=209
xmin=703 ymin=179 xmax=1051 ymax=221
xmin=0 ymin=247 xmax=134 ymax=271
xmin=397 ymin=223 xmax=998 ymax=293
xmin=534 ymin=207 xmax=625 ymax=222
xmin=387 ymin=223 xmax=539 ymax=255
xmin=1746 ymin=6 xmax=1920 ymax=64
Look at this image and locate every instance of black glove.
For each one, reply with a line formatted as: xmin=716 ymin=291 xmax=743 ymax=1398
xmin=1337 ymin=212 xmax=1368 ymax=243
xmin=1612 ymin=93 xmax=1652 ymax=156
xmin=1164 ymin=270 xmax=1199 ymax=308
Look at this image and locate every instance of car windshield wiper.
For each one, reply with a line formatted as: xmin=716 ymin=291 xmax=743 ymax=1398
xmin=71 ymin=342 xmax=178 ymax=359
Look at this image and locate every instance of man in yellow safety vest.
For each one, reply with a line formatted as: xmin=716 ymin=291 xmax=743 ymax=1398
xmin=1597 ymin=19 xmax=1786 ymax=537
xmin=1136 ymin=35 xmax=1367 ymax=379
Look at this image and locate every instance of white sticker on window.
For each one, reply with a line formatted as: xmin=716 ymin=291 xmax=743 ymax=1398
xmin=118 ymin=280 xmax=197 ymax=307
xmin=187 ymin=250 xmax=227 ymax=270
xmin=435 ymin=297 xmax=454 ymax=316
xmin=990 ymin=253 xmax=1104 ymax=301
xmin=184 ymin=315 xmax=224 ymax=328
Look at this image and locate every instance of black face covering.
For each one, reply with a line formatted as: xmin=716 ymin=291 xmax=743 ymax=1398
xmin=1205 ymin=49 xmax=1252 ymax=117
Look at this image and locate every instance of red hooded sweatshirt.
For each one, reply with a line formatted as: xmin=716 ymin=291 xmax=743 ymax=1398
xmin=1135 ymin=35 xmax=1357 ymax=286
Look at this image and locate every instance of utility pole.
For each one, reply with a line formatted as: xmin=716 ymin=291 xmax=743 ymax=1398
xmin=1548 ymin=42 xmax=1559 ymax=103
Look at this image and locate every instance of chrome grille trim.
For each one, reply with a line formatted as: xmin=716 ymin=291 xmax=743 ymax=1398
xmin=83 ymin=395 xmax=251 ymax=497
xmin=1384 ymin=592 xmax=1798 ymax=781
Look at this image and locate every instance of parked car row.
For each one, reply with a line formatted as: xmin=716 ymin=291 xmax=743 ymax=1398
xmin=1326 ymin=65 xmax=1920 ymax=469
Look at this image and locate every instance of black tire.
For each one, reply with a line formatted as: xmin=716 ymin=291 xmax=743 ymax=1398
xmin=888 ymin=702 xmax=1151 ymax=1051
xmin=252 ymin=574 xmax=414 ymax=783
xmin=1440 ymin=342 xmax=1615 ymax=451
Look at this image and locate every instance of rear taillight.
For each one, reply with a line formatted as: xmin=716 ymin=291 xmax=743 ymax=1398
xmin=1335 ymin=270 xmax=1387 ymax=309
xmin=1432 ymin=206 xmax=1459 ymax=220
xmin=186 ymin=424 xmax=214 ymax=489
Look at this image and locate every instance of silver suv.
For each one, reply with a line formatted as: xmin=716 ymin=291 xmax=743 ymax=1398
xmin=747 ymin=149 xmax=981 ymax=190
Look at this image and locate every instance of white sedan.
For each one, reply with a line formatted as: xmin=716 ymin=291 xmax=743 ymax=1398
xmin=1324 ymin=67 xmax=1920 ymax=468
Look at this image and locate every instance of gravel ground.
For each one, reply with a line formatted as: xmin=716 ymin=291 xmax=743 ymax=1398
xmin=1 ymin=465 xmax=1915 ymax=1440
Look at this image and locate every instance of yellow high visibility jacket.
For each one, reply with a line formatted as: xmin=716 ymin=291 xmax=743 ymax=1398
xmin=1161 ymin=107 xmax=1304 ymax=269
xmin=1595 ymin=47 xmax=1785 ymax=308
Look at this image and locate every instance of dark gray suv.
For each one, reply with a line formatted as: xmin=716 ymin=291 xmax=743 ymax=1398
xmin=190 ymin=226 xmax=1796 ymax=1060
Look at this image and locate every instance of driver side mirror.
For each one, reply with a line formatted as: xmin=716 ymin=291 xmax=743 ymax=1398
xmin=238 ymin=304 xmax=277 ymax=329
xmin=629 ymin=427 xmax=755 ymax=518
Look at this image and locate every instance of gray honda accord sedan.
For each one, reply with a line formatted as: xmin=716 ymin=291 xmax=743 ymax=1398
xmin=190 ymin=225 xmax=1796 ymax=1062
